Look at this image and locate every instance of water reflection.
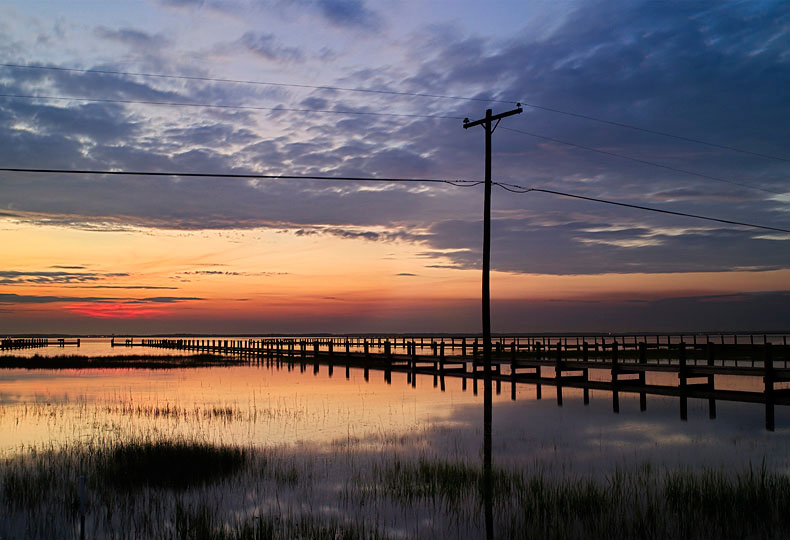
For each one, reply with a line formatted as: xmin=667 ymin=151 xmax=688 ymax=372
xmin=2 ymin=359 xmax=788 ymax=467
xmin=3 ymin=345 xmax=790 ymax=538
xmin=6 ymin=354 xmax=790 ymax=536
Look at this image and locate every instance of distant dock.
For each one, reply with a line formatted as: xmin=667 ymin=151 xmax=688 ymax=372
xmin=0 ymin=337 xmax=80 ymax=351
xmin=129 ymin=334 xmax=790 ymax=431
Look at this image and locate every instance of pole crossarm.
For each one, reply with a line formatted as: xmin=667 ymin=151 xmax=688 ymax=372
xmin=463 ymin=104 xmax=523 ymax=129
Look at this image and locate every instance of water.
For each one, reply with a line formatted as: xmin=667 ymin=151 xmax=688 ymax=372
xmin=2 ymin=339 xmax=790 ymax=538
xmin=2 ymin=341 xmax=788 ymax=469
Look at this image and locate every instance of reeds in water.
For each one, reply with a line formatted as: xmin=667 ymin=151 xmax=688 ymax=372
xmin=3 ymin=436 xmax=790 ymax=539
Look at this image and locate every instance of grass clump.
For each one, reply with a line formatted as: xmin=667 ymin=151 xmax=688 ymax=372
xmin=95 ymin=440 xmax=248 ymax=490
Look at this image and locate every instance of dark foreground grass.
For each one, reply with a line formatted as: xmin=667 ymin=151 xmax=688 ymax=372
xmin=3 ymin=441 xmax=790 ymax=539
xmin=366 ymin=457 xmax=790 ymax=540
xmin=175 ymin=505 xmax=386 ymax=540
xmin=95 ymin=440 xmax=247 ymax=491
xmin=1 ymin=440 xmax=248 ymax=509
xmin=0 ymin=353 xmax=244 ymax=369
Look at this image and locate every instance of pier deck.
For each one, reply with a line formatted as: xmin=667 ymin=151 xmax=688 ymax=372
xmin=129 ymin=334 xmax=790 ymax=431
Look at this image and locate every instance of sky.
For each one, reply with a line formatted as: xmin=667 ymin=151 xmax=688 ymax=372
xmin=0 ymin=0 xmax=788 ymax=334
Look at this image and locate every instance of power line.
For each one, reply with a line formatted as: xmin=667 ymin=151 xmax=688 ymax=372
xmin=5 ymin=92 xmax=781 ymax=196
xmin=494 ymin=182 xmax=790 ymax=234
xmin=0 ymin=167 xmax=482 ymax=187
xmin=501 ymin=126 xmax=782 ymax=196
xmin=0 ymin=63 xmax=515 ymax=105
xmin=0 ymin=93 xmax=782 ymax=197
xmin=517 ymin=101 xmax=789 ymax=163
xmin=4 ymin=63 xmax=786 ymax=162
xmin=0 ymin=165 xmax=784 ymax=233
xmin=0 ymin=93 xmax=464 ymax=121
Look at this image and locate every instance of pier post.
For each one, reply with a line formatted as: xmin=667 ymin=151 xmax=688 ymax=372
xmin=679 ymin=342 xmax=688 ymax=421
xmin=639 ymin=342 xmax=647 ymax=411
xmin=610 ymin=341 xmax=619 ymax=383
xmin=765 ymin=343 xmax=775 ymax=431
xmin=555 ymin=341 xmax=563 ymax=406
xmin=510 ymin=341 xmax=517 ymax=401
xmin=707 ymin=341 xmax=717 ymax=419
xmin=611 ymin=341 xmax=620 ymax=413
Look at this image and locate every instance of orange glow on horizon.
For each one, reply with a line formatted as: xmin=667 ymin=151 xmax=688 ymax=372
xmin=64 ymin=303 xmax=169 ymax=319
xmin=1 ymin=217 xmax=788 ymax=332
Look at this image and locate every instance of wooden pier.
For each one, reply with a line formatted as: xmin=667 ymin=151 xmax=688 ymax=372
xmin=0 ymin=337 xmax=80 ymax=351
xmin=131 ymin=334 xmax=790 ymax=431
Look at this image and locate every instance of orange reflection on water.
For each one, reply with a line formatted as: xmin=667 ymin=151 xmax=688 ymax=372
xmin=0 ymin=363 xmax=514 ymax=457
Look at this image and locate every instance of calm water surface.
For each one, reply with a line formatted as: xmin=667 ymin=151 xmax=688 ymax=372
xmin=2 ymin=338 xmax=789 ymax=474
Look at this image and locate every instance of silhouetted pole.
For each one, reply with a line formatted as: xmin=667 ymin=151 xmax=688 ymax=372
xmin=463 ymin=104 xmax=522 ymax=540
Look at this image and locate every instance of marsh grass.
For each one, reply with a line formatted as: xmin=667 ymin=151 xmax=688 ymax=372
xmin=104 ymin=403 xmax=245 ymax=421
xmin=176 ymin=506 xmax=388 ymax=540
xmin=359 ymin=459 xmax=790 ymax=539
xmin=3 ymin=437 xmax=790 ymax=539
xmin=0 ymin=354 xmax=243 ymax=369
xmin=95 ymin=440 xmax=248 ymax=491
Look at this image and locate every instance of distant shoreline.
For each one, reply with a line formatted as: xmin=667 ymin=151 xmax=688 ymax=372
xmin=0 ymin=354 xmax=244 ymax=370
xmin=3 ymin=330 xmax=789 ymax=339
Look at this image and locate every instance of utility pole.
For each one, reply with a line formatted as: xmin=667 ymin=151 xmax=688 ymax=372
xmin=463 ymin=104 xmax=522 ymax=540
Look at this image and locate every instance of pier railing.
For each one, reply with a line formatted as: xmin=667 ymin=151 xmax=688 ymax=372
xmin=0 ymin=337 xmax=80 ymax=351
xmin=130 ymin=334 xmax=790 ymax=431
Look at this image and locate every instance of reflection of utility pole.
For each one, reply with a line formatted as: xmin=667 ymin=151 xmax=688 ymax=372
xmin=463 ymin=104 xmax=522 ymax=540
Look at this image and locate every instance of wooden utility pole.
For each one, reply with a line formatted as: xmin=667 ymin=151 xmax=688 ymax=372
xmin=463 ymin=104 xmax=522 ymax=540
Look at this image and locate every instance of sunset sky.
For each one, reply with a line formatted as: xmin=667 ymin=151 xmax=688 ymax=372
xmin=1 ymin=0 xmax=788 ymax=334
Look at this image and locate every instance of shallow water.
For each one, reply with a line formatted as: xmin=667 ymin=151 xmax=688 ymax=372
xmin=2 ymin=349 xmax=789 ymax=473
xmin=3 ymin=341 xmax=790 ymax=539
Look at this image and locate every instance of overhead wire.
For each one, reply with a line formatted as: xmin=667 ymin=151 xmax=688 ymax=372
xmin=3 ymin=62 xmax=786 ymax=162
xmin=1 ymin=64 xmax=786 ymax=199
xmin=0 ymin=93 xmax=779 ymax=195
xmin=0 ymin=63 xmax=515 ymax=105
xmin=501 ymin=126 xmax=782 ymax=195
xmin=0 ymin=165 xmax=784 ymax=233
xmin=493 ymin=182 xmax=790 ymax=234
xmin=0 ymin=93 xmax=464 ymax=120
xmin=515 ymin=101 xmax=789 ymax=163
xmin=0 ymin=166 xmax=482 ymax=187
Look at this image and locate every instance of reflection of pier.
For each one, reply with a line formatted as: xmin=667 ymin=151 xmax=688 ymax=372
xmin=132 ymin=334 xmax=790 ymax=431
xmin=0 ymin=337 xmax=80 ymax=350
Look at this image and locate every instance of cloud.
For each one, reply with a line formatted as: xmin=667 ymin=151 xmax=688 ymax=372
xmin=237 ymin=32 xmax=304 ymax=62
xmin=80 ymin=285 xmax=179 ymax=290
xmin=181 ymin=270 xmax=287 ymax=276
xmin=487 ymin=290 xmax=790 ymax=333
xmin=3 ymin=63 xmax=184 ymax=102
xmin=312 ymin=0 xmax=381 ymax=30
xmin=131 ymin=296 xmax=203 ymax=303
xmin=94 ymin=27 xmax=171 ymax=50
xmin=0 ymin=293 xmax=105 ymax=304
xmin=155 ymin=0 xmax=381 ymax=31
xmin=157 ymin=0 xmax=205 ymax=6
xmin=0 ymin=0 xmax=787 ymax=278
xmin=4 ymin=100 xmax=141 ymax=144
xmin=0 ymin=293 xmax=201 ymax=304
xmin=419 ymin=216 xmax=790 ymax=275
xmin=0 ymin=270 xmax=128 ymax=285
